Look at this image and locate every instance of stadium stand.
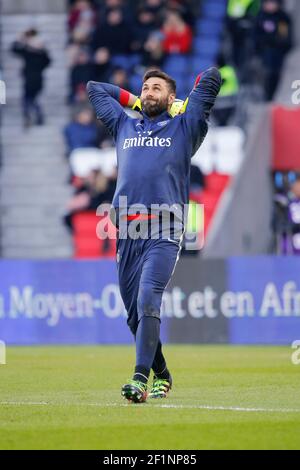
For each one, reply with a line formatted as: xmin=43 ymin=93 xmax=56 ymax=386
xmin=0 ymin=0 xmax=73 ymax=258
xmin=1 ymin=0 xmax=296 ymax=259
xmin=0 ymin=10 xmax=3 ymax=258
xmin=203 ymin=0 xmax=299 ymax=257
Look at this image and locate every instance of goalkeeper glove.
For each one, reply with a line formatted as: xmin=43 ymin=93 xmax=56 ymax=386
xmin=132 ymin=96 xmax=189 ymax=117
xmin=132 ymin=97 xmax=142 ymax=112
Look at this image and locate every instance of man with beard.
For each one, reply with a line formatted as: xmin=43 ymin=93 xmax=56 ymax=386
xmin=87 ymin=68 xmax=221 ymax=403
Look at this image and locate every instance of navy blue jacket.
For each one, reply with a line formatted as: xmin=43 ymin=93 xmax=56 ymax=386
xmin=87 ymin=68 xmax=221 ymax=223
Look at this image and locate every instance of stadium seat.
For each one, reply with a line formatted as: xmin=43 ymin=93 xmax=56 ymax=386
xmin=192 ymin=127 xmax=245 ymax=176
xmin=200 ymin=190 xmax=221 ymax=213
xmin=74 ymin=236 xmax=116 ymax=259
xmin=73 ymin=212 xmax=99 ymax=236
xmin=213 ymin=127 xmax=245 ymax=174
xmin=129 ymin=73 xmax=143 ymax=95
xmin=190 ymin=56 xmax=215 ymax=74
xmin=183 ymin=75 xmax=196 ymax=92
xmin=195 ymin=19 xmax=223 ymax=37
xmin=70 ymin=147 xmax=117 ymax=178
xmin=193 ymin=37 xmax=220 ymax=59
xmin=74 ymin=236 xmax=103 ymax=258
xmin=272 ymin=106 xmax=300 ymax=170
xmin=164 ymin=54 xmax=190 ymax=75
xmin=204 ymin=207 xmax=214 ymax=234
xmin=111 ymin=54 xmax=132 ymax=71
xmin=202 ymin=1 xmax=227 ymax=20
xmin=173 ymin=77 xmax=186 ymax=96
xmin=190 ymin=182 xmax=229 ymax=237
xmin=205 ymin=172 xmax=231 ymax=194
xmin=129 ymin=53 xmax=142 ymax=68
xmin=72 ymin=212 xmax=116 ymax=259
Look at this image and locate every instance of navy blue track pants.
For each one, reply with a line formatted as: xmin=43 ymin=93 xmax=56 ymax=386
xmin=116 ymin=233 xmax=181 ymax=336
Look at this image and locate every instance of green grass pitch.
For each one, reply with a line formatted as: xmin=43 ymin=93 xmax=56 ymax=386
xmin=0 ymin=345 xmax=299 ymax=450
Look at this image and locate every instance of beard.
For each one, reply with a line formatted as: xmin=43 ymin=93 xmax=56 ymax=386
xmin=141 ymin=96 xmax=169 ymax=118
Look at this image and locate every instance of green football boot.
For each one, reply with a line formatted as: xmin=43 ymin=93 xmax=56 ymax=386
xmin=121 ymin=380 xmax=148 ymax=403
xmin=148 ymin=376 xmax=172 ymax=399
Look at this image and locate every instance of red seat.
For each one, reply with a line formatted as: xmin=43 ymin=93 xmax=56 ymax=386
xmin=74 ymin=236 xmax=103 ymax=258
xmin=72 ymin=211 xmax=116 ymax=259
xmin=200 ymin=190 xmax=221 ymax=212
xmin=203 ymin=208 xmax=214 ymax=236
xmin=205 ymin=172 xmax=231 ymax=194
xmin=73 ymin=212 xmax=99 ymax=236
xmin=272 ymin=106 xmax=300 ymax=170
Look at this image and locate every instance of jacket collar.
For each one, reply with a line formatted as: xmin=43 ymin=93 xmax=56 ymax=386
xmin=141 ymin=110 xmax=172 ymax=123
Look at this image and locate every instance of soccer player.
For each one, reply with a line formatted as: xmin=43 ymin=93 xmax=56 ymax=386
xmin=87 ymin=67 xmax=221 ymax=403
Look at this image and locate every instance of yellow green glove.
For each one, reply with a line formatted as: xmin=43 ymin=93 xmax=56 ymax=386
xmin=132 ymin=97 xmax=142 ymax=112
xmin=132 ymin=96 xmax=189 ymax=117
xmin=170 ymin=98 xmax=189 ymax=117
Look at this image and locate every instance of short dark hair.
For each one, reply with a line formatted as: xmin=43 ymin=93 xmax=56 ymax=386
xmin=143 ymin=69 xmax=176 ymax=94
xmin=25 ymin=28 xmax=38 ymax=38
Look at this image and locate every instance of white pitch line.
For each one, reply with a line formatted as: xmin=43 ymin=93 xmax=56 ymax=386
xmin=0 ymin=402 xmax=49 ymax=406
xmin=148 ymin=404 xmax=300 ymax=413
xmin=0 ymin=401 xmax=300 ymax=414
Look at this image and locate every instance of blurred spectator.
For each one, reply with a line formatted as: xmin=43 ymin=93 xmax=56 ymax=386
xmin=190 ymin=164 xmax=205 ymax=192
xmin=273 ymin=175 xmax=300 ymax=255
xmin=100 ymin=0 xmax=126 ymax=15
xmin=70 ymin=47 xmax=94 ymax=102
xmin=104 ymin=0 xmax=124 ymax=7
xmin=109 ymin=67 xmax=130 ymax=89
xmin=227 ymin=0 xmax=260 ymax=71
xmin=288 ymin=177 xmax=300 ymax=254
xmin=255 ymin=0 xmax=292 ymax=101
xmin=64 ymin=168 xmax=117 ymax=231
xmin=91 ymin=8 xmax=135 ymax=54
xmin=93 ymin=47 xmax=112 ymax=82
xmin=64 ymin=106 xmax=113 ymax=155
xmin=212 ymin=55 xmax=239 ymax=126
xmin=66 ymin=25 xmax=92 ymax=68
xmin=11 ymin=29 xmax=51 ymax=127
xmin=64 ymin=106 xmax=98 ymax=154
xmin=142 ymin=31 xmax=165 ymax=68
xmin=68 ymin=0 xmax=97 ymax=42
xmin=143 ymin=0 xmax=166 ymax=16
xmin=162 ymin=9 xmax=193 ymax=54
xmin=167 ymin=0 xmax=197 ymax=28
xmin=133 ymin=8 xmax=159 ymax=52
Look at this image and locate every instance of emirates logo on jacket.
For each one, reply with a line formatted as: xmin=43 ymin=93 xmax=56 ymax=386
xmin=122 ymin=131 xmax=172 ymax=149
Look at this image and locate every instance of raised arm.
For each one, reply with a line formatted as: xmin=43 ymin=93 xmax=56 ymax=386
xmin=182 ymin=67 xmax=222 ymax=154
xmin=87 ymin=81 xmax=134 ymax=139
xmin=93 ymin=82 xmax=138 ymax=108
xmin=11 ymin=40 xmax=28 ymax=57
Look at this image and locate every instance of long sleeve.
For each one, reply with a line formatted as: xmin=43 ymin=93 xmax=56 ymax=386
xmin=11 ymin=41 xmax=27 ymax=57
xmin=182 ymin=67 xmax=222 ymax=154
xmin=86 ymin=81 xmax=128 ymax=140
